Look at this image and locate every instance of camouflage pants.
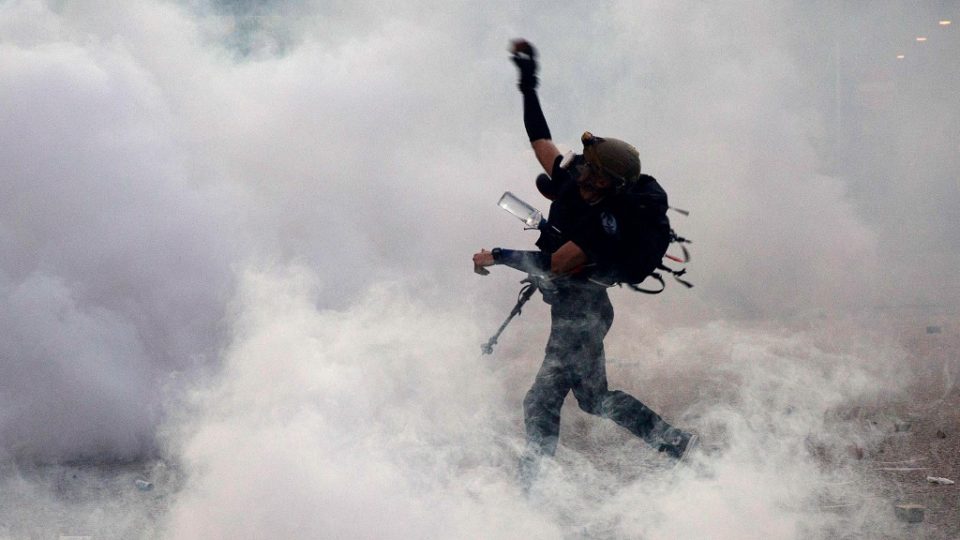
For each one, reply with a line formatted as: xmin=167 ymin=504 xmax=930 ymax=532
xmin=519 ymin=291 xmax=675 ymax=480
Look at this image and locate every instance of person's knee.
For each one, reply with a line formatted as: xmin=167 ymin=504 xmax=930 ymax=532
xmin=600 ymin=390 xmax=632 ymax=417
xmin=575 ymin=393 xmax=604 ymax=415
xmin=573 ymin=367 xmax=609 ymax=415
xmin=524 ymin=385 xmax=561 ymax=418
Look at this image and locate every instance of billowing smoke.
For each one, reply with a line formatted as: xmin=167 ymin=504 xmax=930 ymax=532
xmin=162 ymin=269 xmax=908 ymax=538
xmin=0 ymin=2 xmax=238 ymax=460
xmin=0 ymin=0 xmax=956 ymax=537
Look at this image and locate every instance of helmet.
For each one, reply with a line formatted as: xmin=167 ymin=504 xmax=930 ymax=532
xmin=581 ymin=131 xmax=641 ymax=187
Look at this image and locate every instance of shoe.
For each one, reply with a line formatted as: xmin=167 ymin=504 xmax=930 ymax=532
xmin=659 ymin=431 xmax=699 ymax=462
xmin=675 ymin=433 xmax=699 ymax=466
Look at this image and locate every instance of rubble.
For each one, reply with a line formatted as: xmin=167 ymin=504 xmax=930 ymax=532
xmin=894 ymin=503 xmax=925 ymax=523
xmin=134 ymin=479 xmax=153 ymax=491
xmin=926 ymin=476 xmax=955 ymax=485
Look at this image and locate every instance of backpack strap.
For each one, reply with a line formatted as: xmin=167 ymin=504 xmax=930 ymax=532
xmin=666 ymin=230 xmax=692 ymax=263
xmin=625 ymin=272 xmax=666 ymax=294
xmin=659 ymin=264 xmax=694 ymax=288
xmin=623 ymin=261 xmax=693 ymax=294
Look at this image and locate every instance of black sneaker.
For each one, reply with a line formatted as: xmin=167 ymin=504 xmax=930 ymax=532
xmin=659 ymin=431 xmax=699 ymax=462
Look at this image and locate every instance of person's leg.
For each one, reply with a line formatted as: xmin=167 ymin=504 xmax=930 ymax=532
xmin=519 ymin=316 xmax=574 ymax=486
xmin=567 ymin=300 xmax=612 ymax=417
xmin=522 ymin=354 xmax=569 ymax=458
xmin=599 ymin=390 xmax=673 ymax=445
xmin=567 ymin=293 xmax=693 ymax=455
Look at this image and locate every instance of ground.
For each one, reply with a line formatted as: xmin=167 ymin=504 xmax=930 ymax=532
xmin=506 ymin=308 xmax=960 ymax=538
xmin=1 ymin=310 xmax=956 ymax=538
xmin=853 ymin=317 xmax=959 ymax=538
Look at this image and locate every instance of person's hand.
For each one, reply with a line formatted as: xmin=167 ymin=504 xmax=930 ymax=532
xmin=473 ymin=249 xmax=494 ymax=275
xmin=509 ymin=39 xmax=538 ymax=92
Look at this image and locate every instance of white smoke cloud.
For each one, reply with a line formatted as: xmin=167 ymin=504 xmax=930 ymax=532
xmin=0 ymin=2 xmax=238 ymax=460
xmin=0 ymin=0 xmax=955 ymax=537
xmin=162 ymin=268 xmax=908 ymax=539
xmin=163 ymin=268 xmax=547 ymax=538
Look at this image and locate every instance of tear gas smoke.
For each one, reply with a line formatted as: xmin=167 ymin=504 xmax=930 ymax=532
xmin=0 ymin=0 xmax=956 ymax=538
xmin=163 ymin=269 xmax=908 ymax=538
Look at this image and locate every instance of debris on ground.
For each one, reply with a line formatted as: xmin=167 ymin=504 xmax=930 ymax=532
xmin=894 ymin=503 xmax=925 ymax=523
xmin=925 ymin=476 xmax=955 ymax=485
xmin=134 ymin=478 xmax=154 ymax=491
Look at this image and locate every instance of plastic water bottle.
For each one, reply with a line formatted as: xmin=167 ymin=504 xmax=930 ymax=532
xmin=498 ymin=192 xmax=544 ymax=229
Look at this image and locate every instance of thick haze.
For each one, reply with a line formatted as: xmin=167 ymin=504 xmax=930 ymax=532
xmin=0 ymin=0 xmax=957 ymax=537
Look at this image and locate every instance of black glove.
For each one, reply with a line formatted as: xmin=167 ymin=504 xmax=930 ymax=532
xmin=510 ymin=39 xmax=538 ymax=93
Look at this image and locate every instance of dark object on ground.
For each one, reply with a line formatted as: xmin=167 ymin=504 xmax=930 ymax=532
xmin=894 ymin=503 xmax=925 ymax=523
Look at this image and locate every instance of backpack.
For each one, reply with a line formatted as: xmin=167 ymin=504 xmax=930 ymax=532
xmin=595 ymin=174 xmax=693 ymax=294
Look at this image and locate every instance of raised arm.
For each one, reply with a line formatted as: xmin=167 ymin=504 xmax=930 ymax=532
xmin=511 ymin=40 xmax=561 ymax=175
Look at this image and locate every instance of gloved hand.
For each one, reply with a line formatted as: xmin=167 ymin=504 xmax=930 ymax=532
xmin=510 ymin=39 xmax=538 ymax=92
